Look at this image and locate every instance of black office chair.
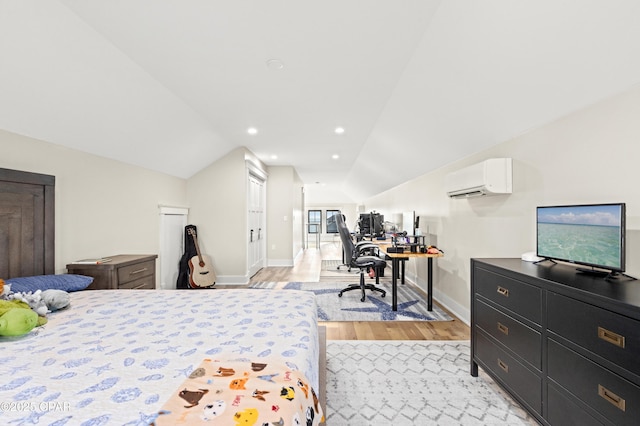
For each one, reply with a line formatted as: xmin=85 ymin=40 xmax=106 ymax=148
xmin=335 ymin=213 xmax=387 ymax=302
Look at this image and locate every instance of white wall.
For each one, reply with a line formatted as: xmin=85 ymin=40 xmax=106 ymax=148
xmin=364 ymin=85 xmax=640 ymax=324
xmin=187 ymin=147 xmax=268 ymax=284
xmin=0 ymin=129 xmax=187 ymax=274
xmin=264 ymin=166 xmax=306 ymax=266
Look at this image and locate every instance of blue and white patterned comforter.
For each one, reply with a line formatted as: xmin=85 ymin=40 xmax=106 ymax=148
xmin=0 ymin=289 xmax=320 ymax=425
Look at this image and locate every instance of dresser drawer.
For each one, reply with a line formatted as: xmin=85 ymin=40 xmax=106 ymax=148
xmin=474 ymin=267 xmax=542 ymax=324
xmin=118 ymin=260 xmax=155 ymax=285
xmin=547 ymin=383 xmax=604 ymax=426
xmin=119 ymin=275 xmax=155 ymax=290
xmin=548 ymin=339 xmax=640 ymax=426
xmin=475 ymin=330 xmax=542 ymax=414
xmin=475 ymin=299 xmax=541 ymax=369
xmin=547 ymin=292 xmax=640 ymax=377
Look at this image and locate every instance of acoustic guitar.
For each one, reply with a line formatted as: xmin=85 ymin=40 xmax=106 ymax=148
xmin=187 ymin=228 xmax=216 ymax=288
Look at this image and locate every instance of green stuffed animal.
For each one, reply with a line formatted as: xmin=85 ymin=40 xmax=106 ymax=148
xmin=0 ymin=299 xmax=39 ymax=336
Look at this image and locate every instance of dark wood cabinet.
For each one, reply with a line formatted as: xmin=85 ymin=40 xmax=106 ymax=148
xmin=67 ymin=254 xmax=157 ymax=290
xmin=471 ymin=258 xmax=640 ymax=426
xmin=0 ymin=168 xmax=55 ymax=278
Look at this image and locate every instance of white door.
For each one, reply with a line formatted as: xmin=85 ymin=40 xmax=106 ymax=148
xmin=247 ymin=173 xmax=265 ymax=277
xmin=159 ymin=206 xmax=188 ymax=289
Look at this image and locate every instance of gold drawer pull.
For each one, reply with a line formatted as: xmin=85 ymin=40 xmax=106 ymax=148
xmin=598 ymin=327 xmax=625 ymax=348
xmin=129 ymin=268 xmax=148 ymax=275
xmin=497 ymin=322 xmax=509 ymax=335
xmin=598 ymin=384 xmax=626 ymax=411
xmin=497 ymin=286 xmax=509 ymax=297
xmin=497 ymin=358 xmax=509 ymax=373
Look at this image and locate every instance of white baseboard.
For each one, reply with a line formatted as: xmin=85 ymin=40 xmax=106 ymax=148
xmin=403 ymin=270 xmax=470 ymax=326
xmin=432 ymin=287 xmax=470 ymax=326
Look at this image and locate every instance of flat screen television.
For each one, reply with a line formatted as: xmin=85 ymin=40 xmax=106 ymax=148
xmin=536 ymin=203 xmax=626 ymax=276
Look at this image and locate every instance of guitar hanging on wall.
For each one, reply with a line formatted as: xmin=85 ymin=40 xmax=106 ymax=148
xmin=187 ymin=228 xmax=216 ymax=288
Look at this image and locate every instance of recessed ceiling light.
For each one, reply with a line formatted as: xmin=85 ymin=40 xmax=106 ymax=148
xmin=332 ymin=154 xmax=340 ymax=160
xmin=334 ymin=127 xmax=345 ymax=134
xmin=266 ymin=59 xmax=284 ymax=70
xmin=270 ymin=154 xmax=278 ymax=160
xmin=247 ymin=127 xmax=258 ymax=135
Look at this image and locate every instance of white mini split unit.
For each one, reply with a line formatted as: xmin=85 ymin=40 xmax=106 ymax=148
xmin=445 ymin=158 xmax=513 ymax=199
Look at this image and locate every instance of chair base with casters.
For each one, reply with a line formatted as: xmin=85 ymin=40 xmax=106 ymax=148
xmin=338 ymin=266 xmax=386 ymax=302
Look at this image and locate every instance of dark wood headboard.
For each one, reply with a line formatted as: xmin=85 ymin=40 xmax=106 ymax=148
xmin=0 ymin=168 xmax=55 ymax=278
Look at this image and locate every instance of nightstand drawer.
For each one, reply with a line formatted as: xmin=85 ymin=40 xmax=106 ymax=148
xmin=548 ymin=292 xmax=640 ymax=377
xmin=475 ymin=299 xmax=541 ymax=369
xmin=474 ymin=267 xmax=542 ymax=324
xmin=118 ymin=260 xmax=155 ymax=285
xmin=475 ymin=330 xmax=541 ymax=414
xmin=119 ymin=275 xmax=154 ymax=290
xmin=67 ymin=254 xmax=156 ymax=290
xmin=548 ymin=339 xmax=640 ymax=426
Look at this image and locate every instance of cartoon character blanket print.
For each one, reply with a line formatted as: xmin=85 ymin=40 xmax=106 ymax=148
xmin=154 ymin=359 xmax=324 ymax=425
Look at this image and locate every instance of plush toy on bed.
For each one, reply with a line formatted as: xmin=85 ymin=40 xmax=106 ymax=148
xmin=0 ymin=278 xmax=71 ymax=332
xmin=0 ymin=299 xmax=39 ymax=336
xmin=0 ymin=279 xmax=8 ymax=297
xmin=0 ymin=278 xmax=72 ymax=337
xmin=7 ymin=289 xmax=70 ymax=315
xmin=8 ymin=289 xmax=49 ymax=316
xmin=41 ymin=289 xmax=71 ymax=312
xmin=0 ymin=279 xmax=71 ymax=314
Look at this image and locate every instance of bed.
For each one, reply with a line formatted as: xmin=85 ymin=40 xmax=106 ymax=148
xmin=0 ymin=168 xmax=325 ymax=425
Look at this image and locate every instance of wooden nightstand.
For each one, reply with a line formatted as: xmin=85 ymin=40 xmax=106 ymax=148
xmin=67 ymin=254 xmax=157 ymax=290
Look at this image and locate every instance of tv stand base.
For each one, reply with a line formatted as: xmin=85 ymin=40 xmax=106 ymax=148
xmin=576 ymin=267 xmax=637 ymax=280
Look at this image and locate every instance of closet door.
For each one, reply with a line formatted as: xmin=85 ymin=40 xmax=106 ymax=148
xmin=0 ymin=169 xmax=54 ymax=278
xmin=247 ymin=173 xmax=265 ymax=277
xmin=158 ymin=206 xmax=188 ymax=289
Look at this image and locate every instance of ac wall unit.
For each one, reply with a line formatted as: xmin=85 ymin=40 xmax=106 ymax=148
xmin=445 ymin=158 xmax=512 ymax=199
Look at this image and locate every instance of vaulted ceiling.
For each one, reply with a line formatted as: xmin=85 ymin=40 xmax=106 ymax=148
xmin=2 ymin=1 xmax=640 ymax=203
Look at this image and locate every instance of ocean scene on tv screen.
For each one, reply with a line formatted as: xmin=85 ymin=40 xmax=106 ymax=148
xmin=537 ymin=205 xmax=622 ymax=269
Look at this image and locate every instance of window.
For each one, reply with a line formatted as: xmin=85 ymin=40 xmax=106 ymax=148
xmin=308 ymin=210 xmax=322 ymax=233
xmin=326 ymin=210 xmax=340 ymax=234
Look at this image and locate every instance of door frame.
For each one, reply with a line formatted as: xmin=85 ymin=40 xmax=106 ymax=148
xmin=158 ymin=205 xmax=189 ymax=289
xmin=246 ymin=162 xmax=268 ymax=278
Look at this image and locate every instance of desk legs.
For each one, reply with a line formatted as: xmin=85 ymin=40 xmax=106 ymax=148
xmin=391 ymin=257 xmax=433 ymax=311
xmin=427 ymin=257 xmax=433 ymax=311
xmin=391 ymin=258 xmax=399 ymax=311
xmin=390 ymin=257 xmax=407 ymax=311
xmin=390 ymin=257 xmax=434 ymax=312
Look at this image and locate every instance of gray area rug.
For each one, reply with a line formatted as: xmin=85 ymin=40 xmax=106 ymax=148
xmin=321 ymin=259 xmax=352 ymax=272
xmin=326 ymin=340 xmax=538 ymax=426
xmin=320 ymin=259 xmax=362 ymax=281
xmin=248 ymin=282 xmax=452 ymax=321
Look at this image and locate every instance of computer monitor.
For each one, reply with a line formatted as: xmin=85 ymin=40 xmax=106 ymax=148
xmin=358 ymin=213 xmax=384 ymax=237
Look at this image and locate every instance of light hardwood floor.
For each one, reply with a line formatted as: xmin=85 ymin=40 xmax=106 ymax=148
xmin=249 ymin=242 xmax=470 ymax=341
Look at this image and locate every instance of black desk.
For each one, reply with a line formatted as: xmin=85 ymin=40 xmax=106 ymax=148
xmin=377 ymin=244 xmax=443 ymax=311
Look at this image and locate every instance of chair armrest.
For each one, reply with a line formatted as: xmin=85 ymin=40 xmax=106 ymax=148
xmin=356 ymin=243 xmax=377 ymax=249
xmin=355 ymin=243 xmax=383 ymax=258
